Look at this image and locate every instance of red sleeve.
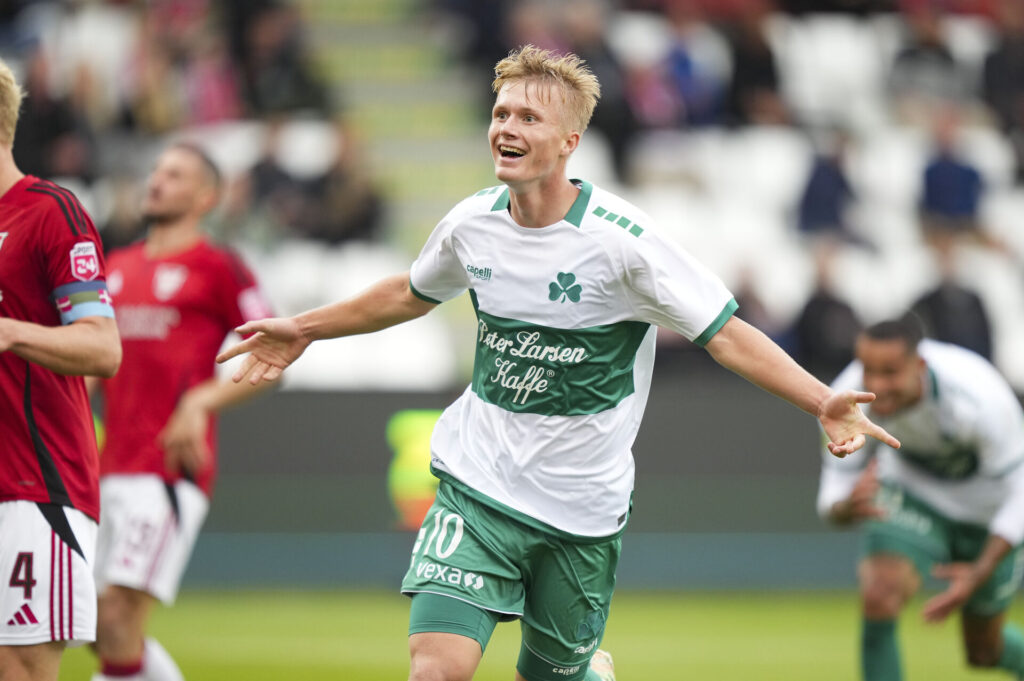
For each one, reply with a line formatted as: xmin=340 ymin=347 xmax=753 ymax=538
xmin=32 ymin=182 xmax=108 ymax=290
xmin=218 ymin=248 xmax=272 ymax=330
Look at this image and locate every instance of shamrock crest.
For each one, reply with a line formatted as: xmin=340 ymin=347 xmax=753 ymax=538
xmin=548 ymin=272 xmax=582 ymax=303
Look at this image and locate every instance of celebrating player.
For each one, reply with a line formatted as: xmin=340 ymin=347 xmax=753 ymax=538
xmin=817 ymin=317 xmax=1024 ymax=680
xmin=218 ymin=45 xmax=898 ymax=681
xmin=88 ymin=142 xmax=272 ymax=681
xmin=0 ymin=58 xmax=122 ymax=681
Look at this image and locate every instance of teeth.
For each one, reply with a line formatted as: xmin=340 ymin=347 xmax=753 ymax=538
xmin=499 ymin=145 xmax=525 ymax=156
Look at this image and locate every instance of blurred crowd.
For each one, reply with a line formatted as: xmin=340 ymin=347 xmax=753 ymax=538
xmin=3 ymin=0 xmax=1024 ymax=387
xmin=0 ymin=0 xmax=384 ymax=252
xmin=438 ymin=0 xmax=1024 ymax=383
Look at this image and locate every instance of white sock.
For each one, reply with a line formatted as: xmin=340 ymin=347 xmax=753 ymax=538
xmin=141 ymin=638 xmax=185 ymax=681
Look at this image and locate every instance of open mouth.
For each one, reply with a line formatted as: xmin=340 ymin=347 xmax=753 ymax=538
xmin=499 ymin=145 xmax=525 ymax=159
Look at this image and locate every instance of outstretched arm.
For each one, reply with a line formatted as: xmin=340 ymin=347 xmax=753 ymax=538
xmin=704 ymin=316 xmax=900 ymax=456
xmin=216 ymin=272 xmax=436 ymax=385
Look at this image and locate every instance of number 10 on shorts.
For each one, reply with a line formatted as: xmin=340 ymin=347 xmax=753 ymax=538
xmin=411 ymin=509 xmax=465 ymax=567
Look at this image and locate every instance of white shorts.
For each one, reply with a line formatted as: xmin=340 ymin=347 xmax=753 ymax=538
xmin=0 ymin=500 xmax=98 ymax=646
xmin=94 ymin=475 xmax=209 ymax=605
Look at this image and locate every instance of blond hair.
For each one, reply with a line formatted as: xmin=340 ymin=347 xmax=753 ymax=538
xmin=492 ymin=45 xmax=600 ymax=133
xmin=0 ymin=58 xmax=23 ymax=147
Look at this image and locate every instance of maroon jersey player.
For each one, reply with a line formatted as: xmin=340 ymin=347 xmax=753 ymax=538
xmin=0 ymin=57 xmax=121 ymax=681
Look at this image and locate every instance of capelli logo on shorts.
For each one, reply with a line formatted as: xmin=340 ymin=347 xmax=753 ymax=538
xmin=574 ymin=638 xmax=598 ymax=654
xmin=414 ymin=559 xmax=485 ymax=590
xmin=552 ymin=665 xmax=582 ymax=676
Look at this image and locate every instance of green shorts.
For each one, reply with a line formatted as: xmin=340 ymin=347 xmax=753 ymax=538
xmin=401 ymin=479 xmax=621 ymax=681
xmin=862 ymin=485 xmax=1024 ymax=616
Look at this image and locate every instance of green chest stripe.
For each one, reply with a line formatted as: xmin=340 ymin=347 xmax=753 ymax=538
xmin=899 ymin=443 xmax=980 ymax=480
xmin=470 ymin=300 xmax=650 ymax=416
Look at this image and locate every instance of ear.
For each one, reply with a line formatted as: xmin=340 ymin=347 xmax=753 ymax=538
xmin=562 ymin=130 xmax=581 ymax=156
xmin=196 ymin=185 xmax=221 ymax=215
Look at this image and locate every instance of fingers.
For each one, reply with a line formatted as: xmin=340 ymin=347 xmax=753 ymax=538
xmin=828 ymin=433 xmax=866 ymax=457
xmin=217 ymin=336 xmax=255 ymax=364
xmin=231 ymin=354 xmax=261 ymax=384
xmin=850 ymin=390 xmax=877 ymax=405
xmin=871 ymin=424 xmax=901 ymax=449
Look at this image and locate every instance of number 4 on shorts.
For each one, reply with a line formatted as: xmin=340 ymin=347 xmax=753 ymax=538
xmin=9 ymin=552 xmax=36 ymax=599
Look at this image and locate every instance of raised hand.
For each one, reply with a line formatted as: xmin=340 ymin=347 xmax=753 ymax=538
xmin=819 ymin=390 xmax=900 ymax=457
xmin=215 ymin=317 xmax=311 ymax=385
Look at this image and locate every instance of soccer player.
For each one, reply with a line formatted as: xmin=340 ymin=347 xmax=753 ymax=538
xmin=88 ymin=142 xmax=272 ymax=681
xmin=817 ymin=317 xmax=1024 ymax=681
xmin=0 ymin=58 xmax=122 ymax=681
xmin=217 ymin=45 xmax=899 ymax=681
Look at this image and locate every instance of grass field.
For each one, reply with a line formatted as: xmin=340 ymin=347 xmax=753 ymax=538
xmin=58 ymin=589 xmax=1022 ymax=680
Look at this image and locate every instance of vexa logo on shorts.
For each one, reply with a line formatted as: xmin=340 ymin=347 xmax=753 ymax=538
xmin=414 ymin=559 xmax=485 ymax=590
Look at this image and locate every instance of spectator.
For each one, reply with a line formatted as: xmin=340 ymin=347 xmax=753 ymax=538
xmin=721 ymin=0 xmax=788 ymax=126
xmin=662 ymin=0 xmax=731 ymax=127
xmin=240 ymin=3 xmax=331 ymax=115
xmin=11 ymin=47 xmax=97 ymax=182
xmin=888 ymin=1 xmax=969 ymax=125
xmin=796 ymin=127 xmax=858 ymax=244
xmin=789 ymin=243 xmax=862 ymax=382
xmin=981 ymin=0 xmax=1024 ymax=181
xmin=910 ymin=238 xmax=993 ymax=360
xmin=563 ymin=0 xmax=639 ymax=183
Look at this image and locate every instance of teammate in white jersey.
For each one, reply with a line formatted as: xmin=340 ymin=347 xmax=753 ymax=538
xmin=218 ymin=45 xmax=898 ymax=681
xmin=817 ymin=317 xmax=1024 ymax=681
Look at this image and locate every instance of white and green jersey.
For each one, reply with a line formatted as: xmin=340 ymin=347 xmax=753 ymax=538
xmin=818 ymin=340 xmax=1024 ymax=544
xmin=409 ymin=181 xmax=736 ymax=538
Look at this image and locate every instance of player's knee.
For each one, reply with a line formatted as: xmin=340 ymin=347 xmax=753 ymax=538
xmin=95 ymin=589 xmax=147 ymax=655
xmin=860 ymin=580 xmax=908 ymax=618
xmin=408 ymin=649 xmax=475 ymax=681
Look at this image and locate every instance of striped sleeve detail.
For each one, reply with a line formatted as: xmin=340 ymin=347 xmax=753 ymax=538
xmin=51 ymin=281 xmax=115 ymax=324
xmin=26 ymin=181 xmax=88 ymax=237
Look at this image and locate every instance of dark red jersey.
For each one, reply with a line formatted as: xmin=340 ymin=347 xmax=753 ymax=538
xmin=100 ymin=239 xmax=271 ymax=495
xmin=0 ymin=176 xmax=115 ymax=522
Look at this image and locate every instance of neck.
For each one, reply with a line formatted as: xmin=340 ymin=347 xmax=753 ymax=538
xmin=0 ymin=149 xmax=25 ymax=200
xmin=507 ymin=175 xmax=579 ymax=228
xmin=144 ymin=219 xmax=204 ymax=257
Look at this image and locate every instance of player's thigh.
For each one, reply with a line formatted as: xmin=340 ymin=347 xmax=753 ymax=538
xmin=95 ymin=475 xmax=208 ymax=605
xmin=408 ymin=628 xmax=486 ymax=681
xmin=860 ymin=487 xmax=948 ymax=611
xmin=0 ymin=640 xmax=65 ymax=681
xmin=517 ymin=535 xmax=621 ymax=681
xmin=0 ymin=501 xmax=97 ymax=648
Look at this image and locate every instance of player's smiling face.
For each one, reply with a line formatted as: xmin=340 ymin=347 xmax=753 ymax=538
xmin=489 ymin=80 xmax=578 ymax=190
xmin=856 ymin=336 xmax=925 ymax=416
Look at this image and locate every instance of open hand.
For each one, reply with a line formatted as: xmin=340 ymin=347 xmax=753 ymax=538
xmin=819 ymin=390 xmax=900 ymax=457
xmin=922 ymin=563 xmax=977 ymax=623
xmin=215 ymin=317 xmax=310 ymax=385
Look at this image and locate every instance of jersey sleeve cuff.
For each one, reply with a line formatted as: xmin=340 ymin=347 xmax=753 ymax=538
xmin=692 ymin=298 xmax=738 ymax=347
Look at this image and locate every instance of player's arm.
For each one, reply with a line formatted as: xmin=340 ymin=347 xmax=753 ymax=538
xmin=0 ymin=315 xmax=121 ymax=377
xmin=217 ymin=272 xmax=436 ymax=385
xmin=160 ymin=376 xmax=272 ymax=476
xmin=703 ymin=316 xmax=899 ymax=456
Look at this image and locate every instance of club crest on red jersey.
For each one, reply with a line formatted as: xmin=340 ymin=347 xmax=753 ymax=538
xmin=153 ymin=264 xmax=188 ymax=301
xmin=70 ymin=242 xmax=100 ymax=281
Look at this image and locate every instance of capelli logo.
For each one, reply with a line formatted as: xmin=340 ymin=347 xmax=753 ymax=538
xmin=466 ymin=264 xmax=492 ymax=281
